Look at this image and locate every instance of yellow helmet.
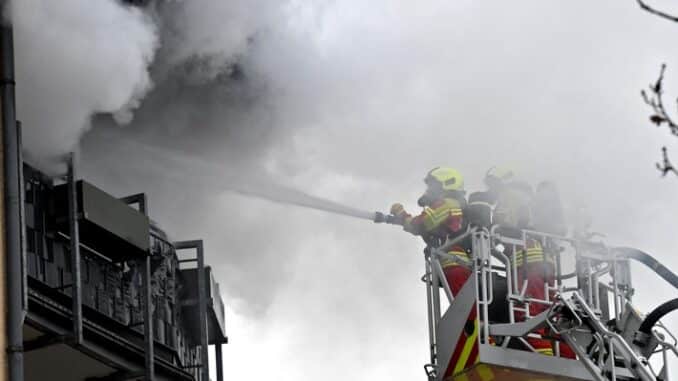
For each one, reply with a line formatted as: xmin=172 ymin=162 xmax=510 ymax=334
xmin=485 ymin=166 xmax=515 ymax=186
xmin=424 ymin=167 xmax=464 ymax=191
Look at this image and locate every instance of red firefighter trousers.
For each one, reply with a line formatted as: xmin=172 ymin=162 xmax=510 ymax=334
xmin=516 ymin=262 xmax=575 ymax=359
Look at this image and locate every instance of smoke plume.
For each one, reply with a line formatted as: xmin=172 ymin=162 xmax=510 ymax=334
xmin=10 ymin=0 xmax=157 ymax=164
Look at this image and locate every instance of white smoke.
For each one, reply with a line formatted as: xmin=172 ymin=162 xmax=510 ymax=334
xmin=157 ymin=0 xmax=279 ymax=72
xmin=10 ymin=0 xmax=158 ymax=162
xmin=10 ymin=0 xmax=678 ymax=379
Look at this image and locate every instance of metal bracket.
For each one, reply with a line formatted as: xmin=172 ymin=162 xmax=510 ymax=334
xmin=489 ymin=309 xmax=550 ymax=337
xmin=119 ymin=193 xmax=148 ymax=216
xmin=423 ymin=363 xmax=437 ymax=379
xmin=547 ymin=296 xmax=582 ymax=335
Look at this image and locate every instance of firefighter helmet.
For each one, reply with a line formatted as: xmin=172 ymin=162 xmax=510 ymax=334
xmin=424 ymin=167 xmax=464 ymax=191
xmin=484 ymin=166 xmax=514 ymax=187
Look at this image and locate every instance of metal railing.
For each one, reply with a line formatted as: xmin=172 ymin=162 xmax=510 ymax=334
xmin=423 ymin=225 xmax=677 ymax=381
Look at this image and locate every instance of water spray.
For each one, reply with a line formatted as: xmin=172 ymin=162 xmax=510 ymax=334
xmin=232 ymin=183 xmax=397 ymax=224
xmin=103 ymin=130 xmax=398 ymax=224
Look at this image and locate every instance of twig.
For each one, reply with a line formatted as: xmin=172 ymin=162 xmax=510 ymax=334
xmin=636 ymin=3 xmax=678 ymax=177
xmin=641 ymin=63 xmax=678 ymax=136
xmin=637 ymin=0 xmax=678 ymax=23
xmin=657 ymin=146 xmax=678 ymax=176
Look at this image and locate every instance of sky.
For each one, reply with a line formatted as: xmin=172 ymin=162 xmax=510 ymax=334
xmin=8 ymin=0 xmax=678 ymax=379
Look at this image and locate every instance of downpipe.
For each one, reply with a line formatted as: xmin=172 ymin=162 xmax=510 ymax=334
xmin=1 ymin=3 xmax=25 ymax=381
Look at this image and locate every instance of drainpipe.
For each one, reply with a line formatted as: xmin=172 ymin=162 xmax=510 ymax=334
xmin=1 ymin=2 xmax=24 ymax=381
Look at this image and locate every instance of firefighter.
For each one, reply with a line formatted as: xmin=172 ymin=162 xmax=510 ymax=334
xmin=484 ymin=167 xmax=556 ymax=356
xmin=389 ymin=166 xmax=470 ymax=295
xmin=484 ymin=169 xmax=576 ymax=358
xmin=484 ymin=167 xmax=546 ymax=314
xmin=390 ymin=167 xmax=482 ymax=376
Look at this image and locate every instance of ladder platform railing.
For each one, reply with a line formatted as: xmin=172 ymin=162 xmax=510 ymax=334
xmin=423 ymin=226 xmax=678 ymax=381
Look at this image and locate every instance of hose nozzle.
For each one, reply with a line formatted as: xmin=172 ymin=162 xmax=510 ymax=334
xmin=374 ymin=211 xmax=401 ymax=225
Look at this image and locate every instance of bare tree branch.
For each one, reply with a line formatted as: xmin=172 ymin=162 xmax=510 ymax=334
xmin=642 ymin=65 xmax=678 ymax=177
xmin=635 ymin=3 xmax=678 ymax=177
xmin=637 ymin=0 xmax=678 ymax=23
xmin=657 ymin=146 xmax=678 ymax=176
xmin=641 ymin=63 xmax=678 ymax=136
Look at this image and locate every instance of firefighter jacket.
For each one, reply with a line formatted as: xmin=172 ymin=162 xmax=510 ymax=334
xmin=402 ymin=196 xmax=469 ymax=267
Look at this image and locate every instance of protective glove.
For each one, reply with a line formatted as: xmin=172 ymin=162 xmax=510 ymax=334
xmin=390 ymin=203 xmax=406 ymax=216
xmin=389 ymin=203 xmax=409 ymax=226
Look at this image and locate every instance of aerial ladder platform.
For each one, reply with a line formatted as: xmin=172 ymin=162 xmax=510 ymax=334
xmin=422 ymin=227 xmax=678 ymax=381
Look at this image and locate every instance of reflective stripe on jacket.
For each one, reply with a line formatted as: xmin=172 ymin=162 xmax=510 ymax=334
xmin=404 ymin=197 xmax=464 ymax=236
xmin=513 ymin=239 xmax=554 ymax=265
xmin=440 ymin=247 xmax=470 ymax=268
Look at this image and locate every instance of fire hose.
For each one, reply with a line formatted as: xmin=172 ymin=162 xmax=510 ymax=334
xmin=613 ymin=247 xmax=678 ymax=345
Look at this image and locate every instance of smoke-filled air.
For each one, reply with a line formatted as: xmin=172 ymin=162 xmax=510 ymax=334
xmin=10 ymin=0 xmax=678 ymax=379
